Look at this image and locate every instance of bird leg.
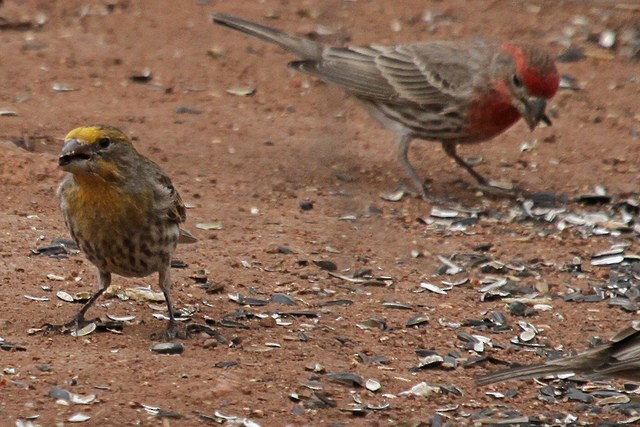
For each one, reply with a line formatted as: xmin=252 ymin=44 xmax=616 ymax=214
xmin=45 ymin=271 xmax=110 ymax=333
xmin=442 ymin=143 xmax=522 ymax=198
xmin=152 ymin=265 xmax=187 ymax=340
xmin=395 ymin=134 xmax=429 ymax=199
xmin=441 ymin=143 xmax=488 ymax=186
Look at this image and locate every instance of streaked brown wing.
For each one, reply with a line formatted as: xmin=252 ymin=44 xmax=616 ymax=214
xmin=290 ymin=41 xmax=487 ymax=107
xmin=143 ymin=158 xmax=187 ymax=225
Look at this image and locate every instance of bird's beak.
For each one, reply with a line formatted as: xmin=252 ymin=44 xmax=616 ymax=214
xmin=517 ymin=97 xmax=551 ymax=131
xmin=59 ymin=138 xmax=92 ymax=169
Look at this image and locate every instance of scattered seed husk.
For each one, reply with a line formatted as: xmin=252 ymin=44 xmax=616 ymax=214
xmin=139 ymin=403 xmax=160 ymax=415
xmin=485 ymin=390 xmax=505 ymax=398
xmin=49 ymin=386 xmax=72 ymax=401
xmin=95 ymin=321 xmax=124 ymax=333
xmin=430 ymin=207 xmax=461 ymax=218
xmin=106 ymin=314 xmax=135 ymax=322
xmin=609 ymin=298 xmax=638 ymax=312
xmin=358 ymin=353 xmax=391 ymax=364
xmin=1 ymin=342 xmax=27 ymax=351
xmin=56 ymin=291 xmax=74 ymax=302
xmin=398 ymin=382 xmax=441 ymax=397
xmin=364 ymin=378 xmax=382 ymax=393
xmin=175 ymin=106 xmax=202 ymax=114
xmin=519 ymin=329 xmax=537 ymax=342
xmin=52 ymin=83 xmax=77 ymax=92
xmin=195 ymin=221 xmax=223 ymax=230
xmin=326 ymin=372 xmax=363 ymax=388
xmin=68 ymin=413 xmax=91 ymax=423
xmin=317 ymin=299 xmax=353 ymax=307
xmin=313 ymin=260 xmax=337 ymax=271
xmin=152 ymin=313 xmax=189 ymax=322
xmin=170 ymin=259 xmax=188 ymax=268
xmin=270 ymin=293 xmax=296 ymax=305
xmin=70 ymin=323 xmax=96 ymax=337
xmin=382 ymin=301 xmax=413 ymax=310
xmin=305 ymin=363 xmax=326 ymax=373
xmin=48 ymin=387 xmax=95 ymax=405
xmin=218 ymin=318 xmax=250 ymax=329
xmin=340 ymin=405 xmax=369 ymax=416
xmin=436 ymin=255 xmax=463 ymax=275
xmin=72 ymin=292 xmax=91 ymax=302
xmin=357 ymin=317 xmax=387 ymax=330
xmin=32 ymin=239 xmax=77 ymax=256
xmin=406 ymin=314 xmax=429 ymax=327
xmin=420 ymin=282 xmax=448 ymax=295
xmin=598 ymin=394 xmax=630 ymax=405
xmin=414 ymin=353 xmax=444 ymax=370
xmin=228 ymin=293 xmax=269 ymax=306
xmin=301 ymin=381 xmax=324 ymax=391
xmin=565 ymin=387 xmax=594 ymax=403
xmin=130 ymin=68 xmax=152 ymax=82
xmin=117 ymin=287 xmax=165 ymax=302
xmin=457 ymin=332 xmax=491 ymax=352
xmin=366 ymin=402 xmax=390 ymax=411
xmin=24 ymin=295 xmax=49 ymax=302
xmin=590 ymin=254 xmax=624 ymax=266
xmin=275 ymin=318 xmax=293 ymax=326
xmin=311 ymin=392 xmax=338 ymax=409
xmin=380 ymin=189 xmax=406 ymax=202
xmin=70 ymin=393 xmax=96 ymax=405
xmin=151 ymin=342 xmax=184 ymax=354
xmin=442 ymin=354 xmax=457 ymax=369
xmin=242 ymin=344 xmax=274 ymax=353
xmin=225 ymin=85 xmax=256 ymax=96
xmin=599 ymin=29 xmax=617 ymax=49
xmin=214 ymin=361 xmax=238 ymax=368
xmin=509 ymin=301 xmax=537 ymax=317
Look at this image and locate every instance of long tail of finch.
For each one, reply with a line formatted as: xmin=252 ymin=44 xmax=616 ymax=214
xmin=212 ymin=13 xmax=323 ymax=60
xmin=477 ymin=327 xmax=640 ymax=385
xmin=475 ymin=362 xmax=574 ymax=386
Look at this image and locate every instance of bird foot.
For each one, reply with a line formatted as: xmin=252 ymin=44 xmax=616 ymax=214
xmin=472 ymin=181 xmax=521 ymax=199
xmin=381 ymin=182 xmax=443 ymax=203
xmin=411 ymin=181 xmax=456 ymax=204
xmin=151 ymin=321 xmax=188 ymax=340
xmin=43 ymin=315 xmax=98 ymax=335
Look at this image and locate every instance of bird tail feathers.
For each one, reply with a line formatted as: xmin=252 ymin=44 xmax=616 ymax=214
xmin=212 ymin=13 xmax=324 ymax=60
xmin=476 ymin=363 xmax=572 ymax=386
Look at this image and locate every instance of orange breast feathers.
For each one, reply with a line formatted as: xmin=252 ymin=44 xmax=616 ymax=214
xmin=61 ymin=175 xmax=151 ymax=241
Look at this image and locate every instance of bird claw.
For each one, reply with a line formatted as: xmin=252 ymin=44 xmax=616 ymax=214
xmin=43 ymin=316 xmax=97 ymax=335
xmin=473 ymin=181 xmax=521 ymax=199
xmin=151 ymin=322 xmax=188 ymax=340
xmin=42 ymin=322 xmax=73 ymax=334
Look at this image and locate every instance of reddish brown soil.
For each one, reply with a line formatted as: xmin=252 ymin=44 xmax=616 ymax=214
xmin=2 ymin=1 xmax=640 ymax=426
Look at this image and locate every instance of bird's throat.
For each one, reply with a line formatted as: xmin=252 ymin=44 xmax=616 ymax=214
xmin=465 ymin=85 xmax=521 ymax=140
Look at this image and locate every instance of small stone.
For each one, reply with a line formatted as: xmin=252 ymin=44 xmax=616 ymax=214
xmin=258 ymin=317 xmax=277 ymax=328
xmin=202 ymin=339 xmax=218 ymax=349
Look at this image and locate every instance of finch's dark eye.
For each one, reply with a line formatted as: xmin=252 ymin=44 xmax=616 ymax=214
xmin=97 ymin=137 xmax=111 ymax=148
xmin=512 ymin=74 xmax=523 ymax=88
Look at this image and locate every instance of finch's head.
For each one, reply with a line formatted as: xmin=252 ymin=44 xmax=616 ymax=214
xmin=59 ymin=125 xmax=137 ymax=181
xmin=497 ymin=43 xmax=559 ymax=130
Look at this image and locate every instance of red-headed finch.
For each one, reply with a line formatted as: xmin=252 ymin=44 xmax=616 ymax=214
xmin=213 ymin=13 xmax=559 ymax=198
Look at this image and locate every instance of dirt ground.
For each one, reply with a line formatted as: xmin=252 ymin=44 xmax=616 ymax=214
xmin=2 ymin=0 xmax=640 ymax=426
